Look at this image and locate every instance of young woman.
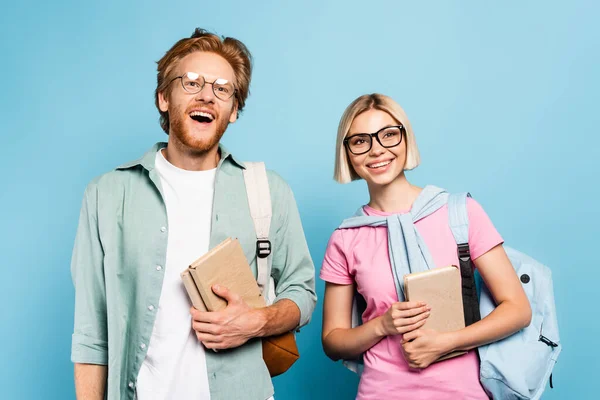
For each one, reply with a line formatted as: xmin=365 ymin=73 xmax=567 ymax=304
xmin=320 ymin=94 xmax=531 ymax=400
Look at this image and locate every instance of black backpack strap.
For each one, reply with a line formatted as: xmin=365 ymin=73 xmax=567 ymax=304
xmin=448 ymin=193 xmax=481 ymax=327
xmin=457 ymin=243 xmax=481 ymax=326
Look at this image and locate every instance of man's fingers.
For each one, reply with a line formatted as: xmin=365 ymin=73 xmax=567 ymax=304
xmin=192 ymin=321 xmax=223 ymax=335
xmin=211 ymin=284 xmax=241 ymax=303
xmin=200 ymin=339 xmax=224 ymax=350
xmin=196 ymin=332 xmax=223 ymax=343
xmin=204 ymin=341 xmax=229 ymax=350
xmin=190 ymin=307 xmax=221 ymax=324
xmin=194 ymin=332 xmax=223 ymax=350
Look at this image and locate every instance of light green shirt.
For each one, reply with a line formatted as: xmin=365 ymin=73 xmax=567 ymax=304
xmin=71 ymin=142 xmax=317 ymax=400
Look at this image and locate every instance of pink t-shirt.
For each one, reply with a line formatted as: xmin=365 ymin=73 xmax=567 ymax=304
xmin=320 ymin=198 xmax=503 ymax=400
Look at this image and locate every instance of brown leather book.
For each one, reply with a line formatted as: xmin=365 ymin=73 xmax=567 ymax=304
xmin=404 ymin=266 xmax=467 ymax=361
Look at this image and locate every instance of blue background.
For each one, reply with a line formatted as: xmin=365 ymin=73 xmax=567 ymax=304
xmin=1 ymin=0 xmax=597 ymax=398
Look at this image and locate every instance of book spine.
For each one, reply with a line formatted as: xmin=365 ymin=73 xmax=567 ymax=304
xmin=181 ymin=270 xmax=207 ymax=312
xmin=403 ymin=277 xmax=411 ymax=301
xmin=189 ymin=267 xmax=222 ymax=312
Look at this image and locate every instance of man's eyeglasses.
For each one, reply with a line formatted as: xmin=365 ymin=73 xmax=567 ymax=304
xmin=169 ymin=72 xmax=236 ymax=101
xmin=344 ymin=125 xmax=405 ymax=155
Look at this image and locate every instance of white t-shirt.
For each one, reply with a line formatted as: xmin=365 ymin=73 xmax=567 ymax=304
xmin=136 ymin=149 xmax=215 ymax=400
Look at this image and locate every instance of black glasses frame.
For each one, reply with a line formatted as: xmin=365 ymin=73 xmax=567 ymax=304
xmin=344 ymin=125 xmax=405 ymax=155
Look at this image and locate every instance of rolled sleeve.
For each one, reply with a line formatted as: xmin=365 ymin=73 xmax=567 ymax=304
xmin=269 ymin=174 xmax=316 ymax=328
xmin=275 ymin=287 xmax=315 ymax=328
xmin=70 ymin=182 xmax=108 ymax=365
xmin=71 ymin=333 xmax=108 ymax=365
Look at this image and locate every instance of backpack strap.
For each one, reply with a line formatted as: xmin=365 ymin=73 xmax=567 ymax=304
xmin=447 ymin=193 xmax=481 ymax=327
xmin=242 ymin=162 xmax=276 ymax=305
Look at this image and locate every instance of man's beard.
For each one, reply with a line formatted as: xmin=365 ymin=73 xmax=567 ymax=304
xmin=169 ymin=103 xmax=230 ymax=154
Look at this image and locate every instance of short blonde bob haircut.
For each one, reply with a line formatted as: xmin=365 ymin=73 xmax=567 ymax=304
xmin=334 ymin=93 xmax=421 ymax=183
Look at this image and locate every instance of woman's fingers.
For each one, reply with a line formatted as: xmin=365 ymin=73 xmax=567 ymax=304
xmin=394 ymin=311 xmax=430 ymax=327
xmin=394 ymin=301 xmax=426 ymax=311
xmin=395 ymin=317 xmax=427 ymax=334
xmin=392 ymin=304 xmax=430 ymax=319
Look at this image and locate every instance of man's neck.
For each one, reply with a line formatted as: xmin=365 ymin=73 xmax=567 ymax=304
xmin=162 ymin=138 xmax=221 ymax=171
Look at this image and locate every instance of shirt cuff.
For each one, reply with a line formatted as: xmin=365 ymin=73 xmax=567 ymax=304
xmin=275 ymin=289 xmax=316 ymax=329
xmin=71 ymin=333 xmax=109 ymax=365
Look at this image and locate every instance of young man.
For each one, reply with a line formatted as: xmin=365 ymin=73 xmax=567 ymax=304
xmin=71 ymin=28 xmax=316 ymax=400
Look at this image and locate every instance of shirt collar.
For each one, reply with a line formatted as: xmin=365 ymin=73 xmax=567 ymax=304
xmin=116 ymin=142 xmax=246 ymax=171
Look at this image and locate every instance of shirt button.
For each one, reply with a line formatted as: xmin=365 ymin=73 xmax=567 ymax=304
xmin=128 ymin=382 xmax=134 ymax=389
xmin=148 ymin=305 xmax=155 ymax=311
xmin=156 ymin=265 xmax=162 ymax=271
xmin=160 ymin=226 xmax=166 ymax=233
xmin=140 ymin=343 xmax=146 ymax=350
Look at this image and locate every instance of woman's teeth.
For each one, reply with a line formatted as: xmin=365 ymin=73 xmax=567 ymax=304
xmin=368 ymin=160 xmax=392 ymax=169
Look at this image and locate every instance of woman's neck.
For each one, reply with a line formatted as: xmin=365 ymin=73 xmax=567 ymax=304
xmin=367 ymin=174 xmax=422 ymax=213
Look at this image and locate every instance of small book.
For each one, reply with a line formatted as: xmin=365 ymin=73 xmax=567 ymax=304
xmin=181 ymin=237 xmax=266 ymax=312
xmin=404 ymin=266 xmax=467 ymax=361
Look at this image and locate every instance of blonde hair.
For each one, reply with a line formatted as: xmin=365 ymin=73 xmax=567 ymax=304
xmin=333 ymin=93 xmax=421 ymax=183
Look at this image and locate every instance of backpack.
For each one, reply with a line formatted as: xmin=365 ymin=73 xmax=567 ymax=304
xmin=242 ymin=162 xmax=300 ymax=376
xmin=448 ymin=193 xmax=561 ymax=400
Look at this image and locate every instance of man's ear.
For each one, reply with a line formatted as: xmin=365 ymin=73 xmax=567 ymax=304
xmin=158 ymin=91 xmax=169 ymax=112
xmin=229 ymin=102 xmax=238 ymax=123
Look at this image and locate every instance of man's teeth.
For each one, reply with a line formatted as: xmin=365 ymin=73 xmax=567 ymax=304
xmin=190 ymin=111 xmax=214 ymax=120
xmin=368 ymin=160 xmax=392 ymax=168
